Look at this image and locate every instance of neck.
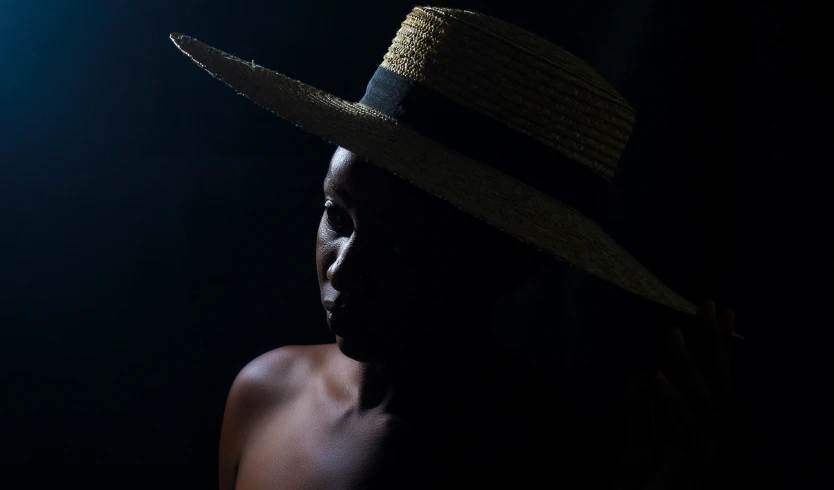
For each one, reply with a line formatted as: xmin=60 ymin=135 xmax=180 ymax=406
xmin=355 ymin=318 xmax=508 ymax=422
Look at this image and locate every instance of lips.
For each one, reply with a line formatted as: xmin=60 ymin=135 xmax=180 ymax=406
xmin=327 ymin=307 xmax=359 ymax=337
xmin=323 ymin=298 xmax=347 ymax=311
xmin=323 ymin=295 xmax=359 ymax=315
xmin=329 ymin=305 xmax=352 ymax=318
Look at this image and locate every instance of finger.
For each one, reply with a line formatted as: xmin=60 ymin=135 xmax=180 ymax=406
xmin=718 ymin=308 xmax=736 ymax=347
xmin=683 ymin=300 xmax=721 ymax=379
xmin=719 ymin=307 xmax=744 ymax=342
xmin=659 ymin=326 xmax=717 ymax=468
xmin=661 ymin=327 xmax=711 ymax=417
xmin=618 ymin=370 xmax=659 ymax=490
xmin=682 ymin=301 xmax=730 ymax=422
xmin=714 ymin=308 xmax=735 ymax=428
xmin=625 ymin=371 xmax=657 ymax=458
xmin=652 ymin=371 xmax=696 ymax=487
xmin=652 ymin=371 xmax=694 ymax=441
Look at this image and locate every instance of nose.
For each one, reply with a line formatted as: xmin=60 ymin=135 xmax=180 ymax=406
xmin=327 ymin=235 xmax=369 ymax=292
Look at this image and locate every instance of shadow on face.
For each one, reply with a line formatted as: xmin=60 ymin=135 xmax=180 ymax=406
xmin=315 ymin=147 xmax=548 ymax=363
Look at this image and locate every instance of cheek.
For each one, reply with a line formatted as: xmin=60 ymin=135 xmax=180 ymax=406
xmin=378 ymin=256 xmax=457 ymax=312
xmin=315 ymin=219 xmax=332 ymax=278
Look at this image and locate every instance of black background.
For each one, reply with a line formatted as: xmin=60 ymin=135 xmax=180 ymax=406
xmin=1 ymin=0 xmax=807 ymax=487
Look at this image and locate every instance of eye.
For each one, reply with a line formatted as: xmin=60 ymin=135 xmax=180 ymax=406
xmin=324 ymin=200 xmax=351 ymax=234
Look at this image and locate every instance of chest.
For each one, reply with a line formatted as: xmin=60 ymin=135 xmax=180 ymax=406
xmin=234 ymin=390 xmax=558 ymax=490
xmin=235 ymin=389 xmax=420 ymax=490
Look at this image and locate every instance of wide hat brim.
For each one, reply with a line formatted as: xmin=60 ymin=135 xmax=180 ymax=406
xmin=169 ymin=32 xmax=697 ymax=316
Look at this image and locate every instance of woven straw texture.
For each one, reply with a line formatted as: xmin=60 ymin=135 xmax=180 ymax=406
xmin=381 ymin=7 xmax=637 ymax=181
xmin=169 ymin=7 xmax=696 ymax=315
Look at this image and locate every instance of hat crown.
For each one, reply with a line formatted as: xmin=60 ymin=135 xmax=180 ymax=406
xmin=168 ymin=10 xmax=697 ymax=315
xmin=379 ymin=7 xmax=636 ymax=181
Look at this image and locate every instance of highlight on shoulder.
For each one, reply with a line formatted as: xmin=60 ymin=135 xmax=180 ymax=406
xmin=218 ymin=344 xmax=330 ymax=490
xmin=236 ymin=345 xmax=319 ymax=401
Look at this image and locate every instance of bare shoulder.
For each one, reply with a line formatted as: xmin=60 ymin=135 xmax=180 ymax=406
xmin=234 ymin=344 xmax=330 ymax=400
xmin=219 ymin=344 xmax=336 ymax=490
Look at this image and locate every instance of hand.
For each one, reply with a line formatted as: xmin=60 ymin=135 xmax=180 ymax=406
xmin=616 ymin=299 xmax=737 ymax=490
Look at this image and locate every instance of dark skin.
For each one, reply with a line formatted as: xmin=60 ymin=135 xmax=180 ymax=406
xmin=619 ymin=301 xmax=737 ymax=490
xmin=219 ymin=147 xmax=736 ymax=489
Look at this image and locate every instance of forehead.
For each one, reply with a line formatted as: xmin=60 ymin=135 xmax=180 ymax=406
xmin=323 ymin=148 xmax=485 ymax=250
xmin=323 ymin=147 xmax=377 ymax=202
xmin=324 ymin=147 xmax=437 ymax=217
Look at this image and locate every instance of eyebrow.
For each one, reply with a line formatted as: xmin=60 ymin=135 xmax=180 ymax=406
xmin=323 ymin=180 xmax=355 ymax=208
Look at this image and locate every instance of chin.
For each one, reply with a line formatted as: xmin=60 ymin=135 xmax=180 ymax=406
xmin=334 ymin=335 xmax=385 ymax=363
xmin=328 ymin=309 xmax=385 ymax=361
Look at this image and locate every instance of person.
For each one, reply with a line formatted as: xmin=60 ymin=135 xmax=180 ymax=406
xmin=617 ymin=299 xmax=738 ymax=490
xmin=169 ymin=6 xmax=739 ymax=489
xmin=216 ymin=147 xmax=737 ymax=490
xmin=219 ymin=146 xmax=577 ymax=489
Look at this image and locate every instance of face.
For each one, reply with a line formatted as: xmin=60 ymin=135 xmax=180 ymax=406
xmin=315 ymin=147 xmax=486 ymax=364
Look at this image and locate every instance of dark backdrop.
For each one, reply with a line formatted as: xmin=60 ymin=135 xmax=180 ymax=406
xmin=1 ymin=0 xmax=803 ymax=487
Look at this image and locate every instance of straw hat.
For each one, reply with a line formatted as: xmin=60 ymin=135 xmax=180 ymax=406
xmin=170 ymin=6 xmax=697 ymax=315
